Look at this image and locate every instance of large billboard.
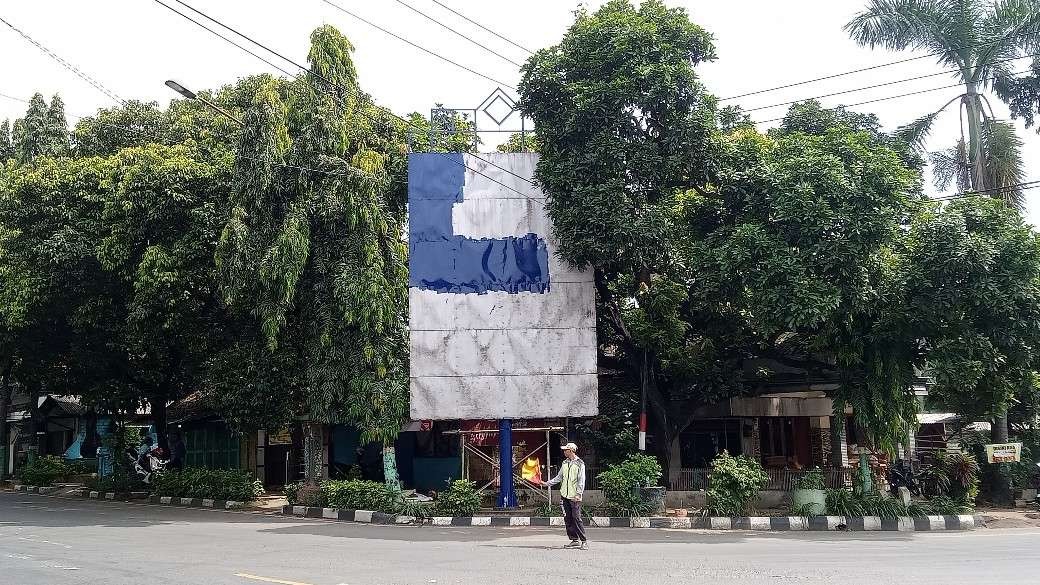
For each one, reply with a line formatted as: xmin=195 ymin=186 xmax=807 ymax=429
xmin=408 ymin=152 xmax=598 ymax=420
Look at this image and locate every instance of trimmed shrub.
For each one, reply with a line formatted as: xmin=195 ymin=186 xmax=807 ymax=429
xmin=434 ymin=479 xmax=482 ymax=517
xmin=322 ymin=479 xmax=398 ymax=512
xmin=17 ymin=456 xmax=70 ymax=487
xmin=153 ymin=468 xmax=264 ymax=502
xmin=705 ymin=453 xmax=768 ymax=516
xmin=597 ymin=453 xmax=664 ymax=516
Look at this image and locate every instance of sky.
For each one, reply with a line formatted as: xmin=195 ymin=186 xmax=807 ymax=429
xmin=2 ymin=0 xmax=1039 ymax=224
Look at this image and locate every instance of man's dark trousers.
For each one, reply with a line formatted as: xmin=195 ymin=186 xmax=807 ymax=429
xmin=562 ymin=497 xmax=587 ymax=542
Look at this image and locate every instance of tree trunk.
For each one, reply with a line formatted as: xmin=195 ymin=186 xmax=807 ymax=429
xmin=0 ymin=372 xmax=10 ymax=480
xmin=383 ymin=443 xmax=401 ymax=491
xmin=989 ymin=411 xmax=1013 ymax=506
xmin=148 ymin=392 xmax=170 ymax=455
xmin=963 ymin=85 xmax=988 ymax=192
xmin=303 ymin=421 xmax=324 ymax=485
xmin=667 ymin=434 xmax=682 ymax=489
xmin=27 ymin=381 xmax=43 ymax=459
xmin=991 ymin=413 xmax=1010 ymax=443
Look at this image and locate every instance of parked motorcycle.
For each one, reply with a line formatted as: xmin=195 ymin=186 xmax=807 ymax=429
xmin=123 ymin=444 xmax=167 ymax=484
xmin=887 ymin=458 xmax=919 ymax=497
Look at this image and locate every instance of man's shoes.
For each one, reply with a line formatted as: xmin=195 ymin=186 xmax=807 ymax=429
xmin=579 ymin=541 xmax=588 ymax=550
xmin=564 ymin=540 xmax=580 ymax=548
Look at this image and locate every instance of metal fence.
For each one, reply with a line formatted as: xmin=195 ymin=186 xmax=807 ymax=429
xmin=586 ymin=466 xmax=855 ymax=491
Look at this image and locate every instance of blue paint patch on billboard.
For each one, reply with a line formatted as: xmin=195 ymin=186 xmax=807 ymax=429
xmin=408 ymin=153 xmax=550 ymax=294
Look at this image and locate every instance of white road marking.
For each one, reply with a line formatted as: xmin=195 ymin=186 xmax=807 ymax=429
xmin=6 ymin=553 xmax=33 ymax=560
xmin=234 ymin=573 xmax=315 ymax=585
xmin=18 ymin=536 xmax=72 ymax=549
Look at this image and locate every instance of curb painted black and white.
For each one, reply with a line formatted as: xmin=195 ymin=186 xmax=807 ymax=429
xmin=12 ymin=484 xmax=60 ymax=495
xmin=149 ymin=495 xmax=246 ymax=510
xmin=280 ymin=505 xmax=982 ymax=531
xmin=73 ymin=488 xmax=149 ymax=501
xmin=281 ymin=505 xmax=419 ymax=525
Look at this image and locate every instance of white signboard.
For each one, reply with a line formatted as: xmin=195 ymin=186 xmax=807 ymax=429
xmin=408 ymin=152 xmax=598 ymax=420
xmin=985 ymin=443 xmax=1023 ymax=463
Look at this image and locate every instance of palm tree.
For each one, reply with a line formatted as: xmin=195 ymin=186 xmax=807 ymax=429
xmin=846 ymin=0 xmax=1040 ymax=210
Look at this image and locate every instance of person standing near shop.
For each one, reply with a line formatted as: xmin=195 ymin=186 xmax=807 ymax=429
xmin=541 ymin=442 xmax=587 ymax=549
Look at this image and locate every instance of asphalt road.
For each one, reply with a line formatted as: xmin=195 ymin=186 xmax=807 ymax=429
xmin=1 ymin=491 xmax=1037 ymax=585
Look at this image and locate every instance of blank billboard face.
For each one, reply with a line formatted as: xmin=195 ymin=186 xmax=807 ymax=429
xmin=408 ymin=153 xmax=598 ymax=420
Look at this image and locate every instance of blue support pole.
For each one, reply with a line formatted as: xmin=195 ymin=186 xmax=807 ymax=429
xmin=498 ymin=419 xmax=517 ymax=508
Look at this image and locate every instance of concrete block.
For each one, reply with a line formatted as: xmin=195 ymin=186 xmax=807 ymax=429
xmin=430 ymin=517 xmax=453 ymax=526
xmin=470 ymin=516 xmax=492 ymax=526
xmin=631 ymin=517 xmax=650 ymax=528
xmin=509 ymin=517 xmax=530 ymax=526
xmin=861 ymin=516 xmax=882 ymax=531
xmin=709 ymin=517 xmax=732 ymax=530
xmin=354 ymin=510 xmax=374 ymax=523
xmin=322 ymin=508 xmax=338 ymax=520
xmin=748 ymin=517 xmax=771 ymax=531
xmin=160 ymin=496 xmax=173 ymax=505
xmin=202 ymin=499 xmax=215 ymax=508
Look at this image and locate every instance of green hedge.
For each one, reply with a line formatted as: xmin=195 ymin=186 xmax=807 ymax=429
xmin=153 ymin=467 xmax=263 ymax=502
xmin=323 ymin=479 xmax=399 ymax=511
xmin=16 ymin=456 xmax=70 ymax=487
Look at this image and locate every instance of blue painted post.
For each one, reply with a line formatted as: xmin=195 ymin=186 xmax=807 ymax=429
xmin=498 ymin=419 xmax=517 ymax=508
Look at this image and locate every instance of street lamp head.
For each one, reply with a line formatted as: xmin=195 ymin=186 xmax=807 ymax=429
xmin=165 ymin=80 xmax=197 ymax=100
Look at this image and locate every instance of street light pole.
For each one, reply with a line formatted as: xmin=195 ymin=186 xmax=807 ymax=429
xmin=164 ymin=80 xmax=243 ymax=126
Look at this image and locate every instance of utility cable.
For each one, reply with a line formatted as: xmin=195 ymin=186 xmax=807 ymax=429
xmin=162 ymin=0 xmax=535 ymax=191
xmin=154 ymin=0 xmax=299 ymax=79
xmin=0 ymin=15 xmax=126 ymax=106
xmin=392 ymin=0 xmax=522 ymax=67
xmin=744 ymin=49 xmax=1040 ymax=114
xmin=320 ymin=0 xmax=517 ymax=90
xmin=755 ymin=66 xmax=1034 ymax=125
xmin=430 ymin=0 xmax=533 ymax=55
xmin=721 ymin=30 xmax=1040 ymax=101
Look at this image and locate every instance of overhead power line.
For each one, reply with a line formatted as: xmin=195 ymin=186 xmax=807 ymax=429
xmin=154 ymin=0 xmax=298 ymax=78
xmin=320 ymin=0 xmax=517 ymax=90
xmin=160 ymin=0 xmax=535 ymax=191
xmin=720 ymin=31 xmax=1040 ymax=102
xmin=755 ymin=66 xmax=1034 ymax=125
xmin=744 ymin=49 xmax=1040 ymax=114
xmin=933 ymin=179 xmax=1040 ymax=202
xmin=430 ymin=0 xmax=534 ymax=55
xmin=392 ymin=0 xmax=522 ymax=67
xmin=0 ymin=15 xmax=126 ymax=106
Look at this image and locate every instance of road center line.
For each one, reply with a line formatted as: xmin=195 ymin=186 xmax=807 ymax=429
xmin=234 ymin=573 xmax=315 ymax=585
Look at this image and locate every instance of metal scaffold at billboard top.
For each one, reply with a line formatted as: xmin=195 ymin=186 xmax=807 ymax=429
xmin=409 ymin=87 xmax=532 ymax=153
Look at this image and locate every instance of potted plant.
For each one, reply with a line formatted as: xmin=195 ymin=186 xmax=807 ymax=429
xmin=790 ymin=467 xmax=827 ymax=516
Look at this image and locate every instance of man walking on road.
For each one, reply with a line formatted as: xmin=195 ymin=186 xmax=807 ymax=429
xmin=541 ymin=442 xmax=587 ymax=549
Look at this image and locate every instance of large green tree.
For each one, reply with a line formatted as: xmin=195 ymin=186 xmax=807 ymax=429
xmin=520 ymin=1 xmax=934 ymax=474
xmin=899 ymin=197 xmax=1040 ymax=503
xmin=0 ymin=120 xmax=13 ymax=161
xmin=0 ymin=143 xmax=229 ymax=452
xmin=216 ymin=27 xmax=409 ymax=487
xmin=520 ymin=0 xmax=722 ymax=475
xmin=846 ymin=0 xmax=1040 ymax=208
